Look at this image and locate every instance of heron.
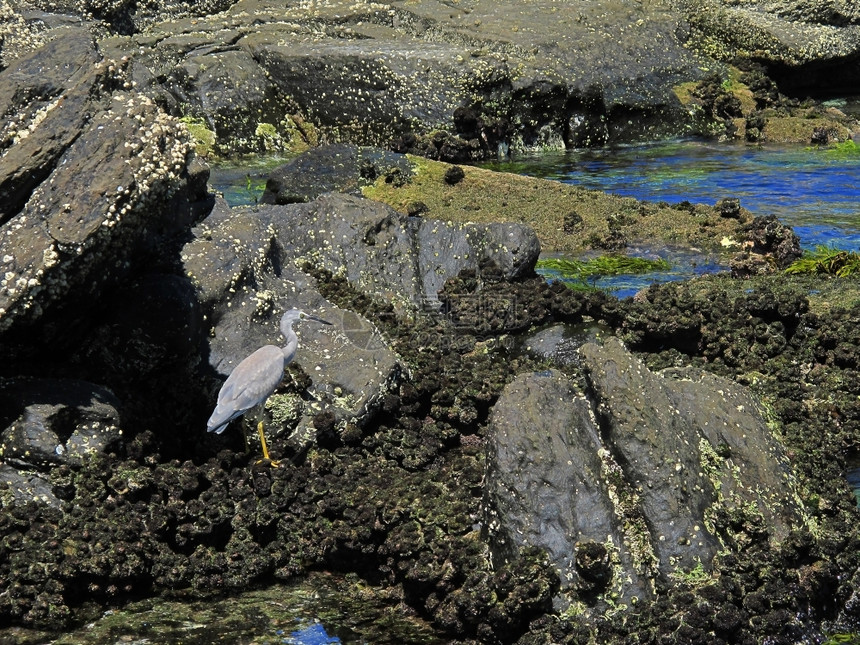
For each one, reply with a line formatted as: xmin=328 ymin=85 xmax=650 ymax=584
xmin=207 ymin=308 xmax=332 ymax=466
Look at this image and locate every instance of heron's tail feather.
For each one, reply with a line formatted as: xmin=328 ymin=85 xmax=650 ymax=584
xmin=207 ymin=406 xmax=235 ymax=434
xmin=207 ymin=420 xmax=230 ymax=434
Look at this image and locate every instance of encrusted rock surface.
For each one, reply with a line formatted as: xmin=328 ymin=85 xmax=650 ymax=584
xmin=0 ymin=3 xmax=858 ymax=644
xmin=0 ymin=28 xmax=205 ymax=365
xmin=487 ymin=338 xmax=808 ymax=614
xmin=684 ymin=0 xmax=860 ymax=95
xmin=88 ymin=0 xmax=715 ymax=155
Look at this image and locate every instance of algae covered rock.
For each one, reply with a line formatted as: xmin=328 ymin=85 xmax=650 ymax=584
xmin=486 ymin=337 xmax=809 ymax=614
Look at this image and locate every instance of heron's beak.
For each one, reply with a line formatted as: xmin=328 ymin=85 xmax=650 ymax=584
xmin=306 ymin=314 xmax=333 ymax=325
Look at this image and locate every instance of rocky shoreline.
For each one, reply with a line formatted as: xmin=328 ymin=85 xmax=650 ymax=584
xmin=1 ymin=0 xmax=860 ymax=643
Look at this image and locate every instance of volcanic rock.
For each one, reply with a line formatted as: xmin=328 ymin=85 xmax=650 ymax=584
xmin=486 ymin=337 xmax=808 ymax=612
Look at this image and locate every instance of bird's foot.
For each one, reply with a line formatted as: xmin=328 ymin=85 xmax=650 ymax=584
xmin=256 ymin=422 xmax=281 ymax=468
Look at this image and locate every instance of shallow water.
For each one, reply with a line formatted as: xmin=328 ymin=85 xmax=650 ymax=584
xmin=480 ymin=140 xmax=860 ymax=296
xmin=484 ymin=140 xmax=860 ymax=251
xmin=847 ymin=455 xmax=860 ymax=508
xmin=2 ymin=573 xmax=442 ymax=645
xmin=211 ymin=155 xmax=293 ymax=206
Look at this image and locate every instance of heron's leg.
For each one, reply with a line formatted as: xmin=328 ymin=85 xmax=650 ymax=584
xmin=256 ymin=421 xmax=280 ymax=468
xmin=242 ymin=424 xmax=250 ymax=453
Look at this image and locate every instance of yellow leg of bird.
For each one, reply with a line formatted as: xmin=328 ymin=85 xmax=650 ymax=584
xmin=256 ymin=421 xmax=280 ymax=468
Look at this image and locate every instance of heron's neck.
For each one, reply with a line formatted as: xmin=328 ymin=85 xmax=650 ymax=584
xmin=282 ymin=335 xmax=298 ymax=357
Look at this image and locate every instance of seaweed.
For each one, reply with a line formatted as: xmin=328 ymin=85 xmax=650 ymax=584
xmin=537 ymin=255 xmax=672 ymax=291
xmin=785 ymin=245 xmax=860 ymax=277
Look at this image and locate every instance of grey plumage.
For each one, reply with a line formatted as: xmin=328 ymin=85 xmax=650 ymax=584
xmin=207 ymin=308 xmax=332 ymax=435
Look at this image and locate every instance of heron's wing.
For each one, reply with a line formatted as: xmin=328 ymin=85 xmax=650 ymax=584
xmin=207 ymin=345 xmax=285 ymax=433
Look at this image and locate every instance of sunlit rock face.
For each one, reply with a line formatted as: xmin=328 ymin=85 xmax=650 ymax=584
xmin=486 ymin=337 xmax=807 ymax=614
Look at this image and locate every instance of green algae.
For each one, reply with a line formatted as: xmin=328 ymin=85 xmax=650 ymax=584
xmin=825 ymin=140 xmax=860 ymax=158
xmin=785 ymin=246 xmax=860 ymax=277
xmin=180 ymin=116 xmax=216 ymax=159
xmin=537 ymin=255 xmax=672 ymax=291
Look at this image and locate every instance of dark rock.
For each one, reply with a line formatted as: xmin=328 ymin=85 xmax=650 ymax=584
xmin=485 ymin=369 xmax=653 ymax=607
xmin=731 ymin=214 xmax=803 ymax=277
xmin=261 ymin=192 xmax=538 ymax=308
xmin=260 ymin=144 xmax=414 ymax=204
xmin=443 ymin=165 xmax=465 ymax=185
xmin=716 ymin=197 xmax=743 ymax=219
xmin=184 ymin=197 xmax=403 ymax=454
xmin=520 ymin=322 xmax=607 ymax=368
xmin=579 ymin=337 xmax=803 ymax=570
xmin=0 ymin=466 xmax=59 ymax=507
xmin=95 ymin=0 xmax=716 ymax=155
xmin=486 ymin=338 xmax=808 ymax=615
xmin=0 ymin=27 xmax=215 ymax=465
xmin=0 ymin=29 xmax=101 ymax=222
xmin=0 ymin=378 xmax=122 ymax=472
xmin=73 ymin=274 xmax=204 ymax=380
xmin=0 ymin=32 xmax=199 ymax=368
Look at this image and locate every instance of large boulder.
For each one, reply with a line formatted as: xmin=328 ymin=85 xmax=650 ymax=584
xmin=0 ymin=378 xmax=123 ymax=471
xmin=93 ymin=0 xmax=716 ymax=156
xmin=253 ymin=191 xmax=539 ymax=311
xmin=0 ymin=28 xmax=204 ymax=366
xmin=684 ymin=0 xmax=860 ymax=95
xmin=184 ymin=191 xmax=539 ymax=453
xmin=0 ymin=27 xmax=213 ymax=463
xmin=485 ymin=337 xmax=808 ymax=613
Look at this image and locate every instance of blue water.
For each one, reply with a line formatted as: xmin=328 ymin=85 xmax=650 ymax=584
xmin=482 ymin=140 xmax=860 ymax=297
xmin=848 ymin=460 xmax=860 ymax=508
xmin=286 ymin=621 xmax=341 ymax=644
xmin=487 ymin=140 xmax=860 ymax=250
